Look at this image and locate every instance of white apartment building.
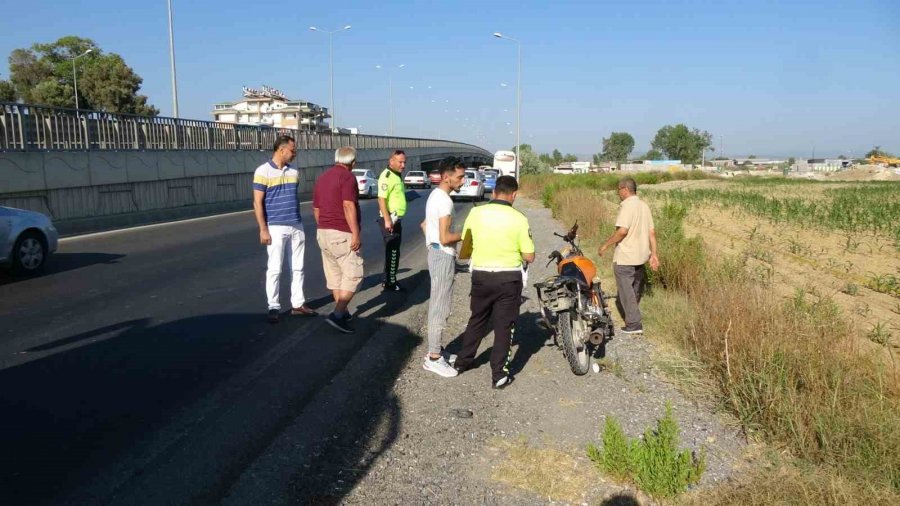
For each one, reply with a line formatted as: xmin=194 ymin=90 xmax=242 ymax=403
xmin=212 ymin=86 xmax=331 ymax=132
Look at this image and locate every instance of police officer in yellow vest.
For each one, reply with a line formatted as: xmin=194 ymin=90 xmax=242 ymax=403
xmin=378 ymin=150 xmax=408 ymax=291
xmin=453 ymin=175 xmax=535 ymax=389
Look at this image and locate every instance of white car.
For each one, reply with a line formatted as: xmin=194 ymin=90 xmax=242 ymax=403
xmin=1 ymin=206 xmax=59 ymax=274
xmin=450 ymin=170 xmax=486 ymax=201
xmin=352 ymin=169 xmax=378 ymax=198
xmin=402 ymin=170 xmax=431 ymax=189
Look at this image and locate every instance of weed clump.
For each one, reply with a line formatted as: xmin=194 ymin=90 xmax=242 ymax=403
xmin=587 ymin=404 xmax=705 ymax=498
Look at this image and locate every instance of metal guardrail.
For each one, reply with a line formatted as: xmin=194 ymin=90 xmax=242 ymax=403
xmin=0 ymin=102 xmax=488 ymax=154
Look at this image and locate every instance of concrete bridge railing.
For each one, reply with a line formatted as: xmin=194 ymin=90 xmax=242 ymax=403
xmin=0 ymin=103 xmax=491 ymax=234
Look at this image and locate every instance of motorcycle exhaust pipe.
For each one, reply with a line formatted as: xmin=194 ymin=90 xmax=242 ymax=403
xmin=589 ymin=331 xmax=605 ymax=345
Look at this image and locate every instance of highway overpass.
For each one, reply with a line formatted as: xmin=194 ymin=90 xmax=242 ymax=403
xmin=0 ymin=102 xmax=492 ymax=234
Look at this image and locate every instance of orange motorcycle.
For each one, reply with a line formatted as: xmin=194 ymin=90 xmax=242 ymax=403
xmin=534 ymin=222 xmax=615 ymax=375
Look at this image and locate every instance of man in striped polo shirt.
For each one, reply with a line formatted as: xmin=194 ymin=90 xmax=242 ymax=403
xmin=253 ymin=135 xmax=317 ymax=323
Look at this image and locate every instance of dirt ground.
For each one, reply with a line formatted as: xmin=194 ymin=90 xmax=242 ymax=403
xmin=315 ymin=198 xmax=748 ymax=505
xmin=638 ymin=178 xmax=899 ymax=354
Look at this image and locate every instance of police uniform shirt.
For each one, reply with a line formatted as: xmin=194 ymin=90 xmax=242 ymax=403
xmin=378 ymin=168 xmax=407 ymax=218
xmin=461 ymin=200 xmax=535 ymax=271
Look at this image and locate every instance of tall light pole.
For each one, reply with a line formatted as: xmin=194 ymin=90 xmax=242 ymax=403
xmin=71 ymin=48 xmax=93 ymax=110
xmin=167 ymin=0 xmax=179 ymax=117
xmin=309 ymin=25 xmax=351 ymax=132
xmin=376 ymin=63 xmax=404 ymax=136
xmin=493 ymin=32 xmax=521 ymax=179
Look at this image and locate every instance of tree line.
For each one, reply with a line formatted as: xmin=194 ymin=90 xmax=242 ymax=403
xmin=0 ymin=35 xmax=158 ymax=115
xmin=591 ymin=125 xmax=713 ymax=166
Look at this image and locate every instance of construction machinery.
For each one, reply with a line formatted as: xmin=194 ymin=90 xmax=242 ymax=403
xmin=868 ymin=155 xmax=900 ymax=168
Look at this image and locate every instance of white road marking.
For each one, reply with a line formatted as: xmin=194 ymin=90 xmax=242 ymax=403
xmin=60 ymin=200 xmax=314 ymax=243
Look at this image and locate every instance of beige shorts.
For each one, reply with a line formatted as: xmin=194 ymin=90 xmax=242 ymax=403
xmin=317 ymin=229 xmax=364 ymax=292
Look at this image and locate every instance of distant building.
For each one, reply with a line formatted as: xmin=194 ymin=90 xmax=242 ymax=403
xmin=619 ymin=160 xmax=688 ymax=172
xmin=553 ymin=161 xmax=591 ymax=174
xmin=797 ymin=158 xmax=849 ymax=172
xmin=711 ymin=159 xmax=735 ymax=168
xmin=212 ymin=85 xmax=331 ymax=132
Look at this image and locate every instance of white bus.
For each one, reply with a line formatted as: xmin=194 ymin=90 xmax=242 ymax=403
xmin=493 ymin=150 xmax=517 ymax=177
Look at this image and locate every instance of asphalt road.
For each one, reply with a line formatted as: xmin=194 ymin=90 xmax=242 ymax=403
xmin=0 ymin=189 xmax=475 ymax=504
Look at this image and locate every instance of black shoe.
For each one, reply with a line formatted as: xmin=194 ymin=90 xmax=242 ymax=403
xmin=267 ymin=309 xmax=279 ymax=323
xmin=492 ymin=376 xmax=514 ymax=390
xmin=382 ymin=283 xmax=405 ymax=292
xmin=620 ymin=326 xmax=644 ymax=335
xmin=326 ymin=312 xmax=354 ymax=333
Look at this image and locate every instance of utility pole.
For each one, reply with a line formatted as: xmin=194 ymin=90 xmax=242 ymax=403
xmin=167 ymin=0 xmax=180 ymax=117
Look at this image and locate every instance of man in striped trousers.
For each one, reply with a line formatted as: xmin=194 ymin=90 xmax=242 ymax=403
xmin=421 ymin=157 xmax=467 ymax=377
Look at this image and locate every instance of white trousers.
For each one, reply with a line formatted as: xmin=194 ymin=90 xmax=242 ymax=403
xmin=266 ymin=223 xmax=306 ymax=310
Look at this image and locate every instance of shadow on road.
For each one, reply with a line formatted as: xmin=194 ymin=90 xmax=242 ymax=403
xmin=0 ymin=271 xmax=431 ymax=504
xmin=0 ymin=252 xmax=125 ymax=285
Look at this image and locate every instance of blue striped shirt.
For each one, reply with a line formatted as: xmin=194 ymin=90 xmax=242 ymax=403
xmin=253 ymin=161 xmax=301 ymax=226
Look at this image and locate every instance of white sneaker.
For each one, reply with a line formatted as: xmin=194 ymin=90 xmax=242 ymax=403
xmin=425 ymin=350 xmax=457 ymax=365
xmin=441 ymin=349 xmax=457 ymax=366
xmin=423 ymin=356 xmax=459 ymax=378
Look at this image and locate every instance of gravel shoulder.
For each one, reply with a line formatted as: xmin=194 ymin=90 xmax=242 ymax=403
xmin=288 ymin=197 xmax=748 ymax=505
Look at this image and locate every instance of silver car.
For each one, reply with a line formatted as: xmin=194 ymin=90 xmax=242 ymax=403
xmin=450 ymin=170 xmax=486 ymax=201
xmin=1 ymin=206 xmax=58 ymax=274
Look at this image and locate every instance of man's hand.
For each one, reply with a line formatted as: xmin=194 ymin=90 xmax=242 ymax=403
xmin=598 ymin=244 xmax=609 ymax=257
xmin=383 ymin=216 xmax=393 ymax=233
xmin=350 ymin=233 xmax=361 ymax=251
xmin=260 ymin=229 xmax=272 ymax=245
xmin=649 ymin=254 xmax=660 ymax=271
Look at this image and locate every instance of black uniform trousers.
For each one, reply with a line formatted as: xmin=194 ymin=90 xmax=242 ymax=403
xmin=454 ymin=270 xmax=523 ymax=383
xmin=378 ymin=217 xmax=403 ymax=287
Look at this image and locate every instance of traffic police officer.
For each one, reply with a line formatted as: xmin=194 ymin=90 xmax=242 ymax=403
xmin=377 ymin=150 xmax=408 ymax=291
xmin=453 ymin=175 xmax=535 ymax=389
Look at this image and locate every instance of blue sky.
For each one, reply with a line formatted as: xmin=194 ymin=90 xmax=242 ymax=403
xmin=1 ymin=0 xmax=898 ymax=158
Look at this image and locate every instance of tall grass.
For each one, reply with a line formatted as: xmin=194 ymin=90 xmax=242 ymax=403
xmin=519 ymin=170 xmax=716 ymax=209
xmin=526 ymin=174 xmax=900 ymax=500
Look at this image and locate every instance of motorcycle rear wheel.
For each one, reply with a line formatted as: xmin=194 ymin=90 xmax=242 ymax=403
xmin=558 ymin=310 xmax=591 ymax=375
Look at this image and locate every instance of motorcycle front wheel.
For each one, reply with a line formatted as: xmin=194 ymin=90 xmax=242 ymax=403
xmin=558 ymin=310 xmax=591 ymax=375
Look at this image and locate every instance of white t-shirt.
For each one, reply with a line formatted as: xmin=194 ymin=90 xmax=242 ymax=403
xmin=425 ymin=188 xmax=456 ymax=255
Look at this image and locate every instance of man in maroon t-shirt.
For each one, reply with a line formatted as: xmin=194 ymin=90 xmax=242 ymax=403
xmin=313 ymin=146 xmax=363 ymax=333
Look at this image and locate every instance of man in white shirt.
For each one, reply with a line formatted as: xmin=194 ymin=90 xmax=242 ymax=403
xmin=420 ymin=157 xmax=466 ymax=377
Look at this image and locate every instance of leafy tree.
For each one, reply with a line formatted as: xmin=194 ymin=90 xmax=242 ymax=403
xmin=601 ymin=132 xmax=635 ymax=162
xmin=551 ymin=149 xmax=563 ymax=166
xmin=563 ymin=154 xmax=578 ymax=163
xmin=592 ymin=153 xmax=602 ymax=165
xmin=787 ymin=157 xmax=796 ymax=165
xmin=748 ymin=154 xmax=757 ymax=159
xmin=650 ymin=124 xmax=711 ymax=164
xmin=6 ymin=35 xmax=158 ymax=115
xmin=642 ymin=149 xmax=664 ymax=161
xmin=837 ymin=155 xmax=847 ymax=160
xmin=512 ymin=144 xmax=551 ymax=175
xmin=0 ymin=80 xmax=15 ymax=101
xmin=865 ymin=146 xmax=892 ymax=158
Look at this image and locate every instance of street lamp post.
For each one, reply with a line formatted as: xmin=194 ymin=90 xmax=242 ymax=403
xmin=376 ymin=64 xmax=404 ymax=136
xmin=71 ymin=48 xmax=93 ymax=110
xmin=167 ymin=0 xmax=179 ymax=117
xmin=309 ymin=25 xmax=351 ymax=132
xmin=493 ymin=32 xmax=521 ymax=179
